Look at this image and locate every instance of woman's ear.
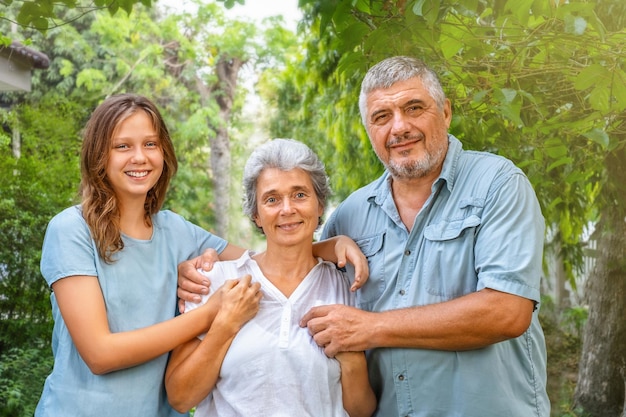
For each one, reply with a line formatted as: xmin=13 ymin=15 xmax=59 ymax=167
xmin=253 ymin=214 xmax=262 ymax=229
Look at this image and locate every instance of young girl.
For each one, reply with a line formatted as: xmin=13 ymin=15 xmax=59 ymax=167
xmin=35 ymin=94 xmax=261 ymax=417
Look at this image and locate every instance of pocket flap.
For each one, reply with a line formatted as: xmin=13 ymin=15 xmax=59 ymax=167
xmin=424 ymin=215 xmax=481 ymax=241
xmin=355 ymin=233 xmax=385 ymax=257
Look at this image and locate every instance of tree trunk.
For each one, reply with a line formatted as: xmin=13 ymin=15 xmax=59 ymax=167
xmin=12 ymin=124 xmax=21 ymax=159
xmin=574 ymin=149 xmax=626 ymax=416
xmin=207 ymin=56 xmax=245 ymax=238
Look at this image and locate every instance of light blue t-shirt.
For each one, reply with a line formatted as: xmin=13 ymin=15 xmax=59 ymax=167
xmin=35 ymin=206 xmax=227 ymax=417
xmin=322 ymin=135 xmax=550 ymax=417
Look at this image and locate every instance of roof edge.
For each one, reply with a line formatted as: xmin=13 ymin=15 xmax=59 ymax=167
xmin=0 ymin=41 xmax=50 ymax=70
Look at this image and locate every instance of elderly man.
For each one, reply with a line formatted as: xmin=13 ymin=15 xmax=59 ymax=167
xmin=300 ymin=56 xmax=549 ymax=417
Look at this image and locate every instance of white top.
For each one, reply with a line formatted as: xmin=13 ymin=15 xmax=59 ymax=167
xmin=186 ymin=251 xmax=355 ymax=417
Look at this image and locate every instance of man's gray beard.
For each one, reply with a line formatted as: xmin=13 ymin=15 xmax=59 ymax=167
xmin=386 ymin=145 xmax=446 ymax=180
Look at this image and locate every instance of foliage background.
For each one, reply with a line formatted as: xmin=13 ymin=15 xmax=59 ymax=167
xmin=1 ymin=0 xmax=625 ymax=415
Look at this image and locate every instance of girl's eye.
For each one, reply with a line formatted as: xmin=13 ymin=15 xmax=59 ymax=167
xmin=114 ymin=144 xmax=128 ymax=149
xmin=146 ymin=141 xmax=158 ymax=148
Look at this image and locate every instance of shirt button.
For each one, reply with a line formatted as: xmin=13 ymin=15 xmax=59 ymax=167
xmin=398 ymin=374 xmax=405 ymax=381
xmin=404 ymin=249 xmax=411 ymax=256
xmin=399 ymin=289 xmax=405 ymax=295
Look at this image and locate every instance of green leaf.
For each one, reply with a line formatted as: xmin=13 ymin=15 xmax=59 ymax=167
xmin=412 ymin=0 xmax=428 ymax=16
xmin=505 ymin=0 xmax=534 ymax=25
xmin=495 ymin=87 xmax=517 ymax=104
xmin=589 ymin=85 xmax=611 ymax=112
xmin=573 ymin=64 xmax=608 ymax=91
xmin=583 ymin=128 xmax=609 ymax=149
xmin=547 ymin=156 xmax=574 ymax=172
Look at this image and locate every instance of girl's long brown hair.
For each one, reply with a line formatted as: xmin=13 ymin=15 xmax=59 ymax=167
xmin=79 ymin=94 xmax=178 ymax=263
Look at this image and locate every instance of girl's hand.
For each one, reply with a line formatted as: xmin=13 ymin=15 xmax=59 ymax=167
xmin=213 ymin=275 xmax=262 ymax=333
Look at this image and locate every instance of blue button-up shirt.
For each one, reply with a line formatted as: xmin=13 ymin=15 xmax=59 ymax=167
xmin=322 ymin=135 xmax=550 ymax=417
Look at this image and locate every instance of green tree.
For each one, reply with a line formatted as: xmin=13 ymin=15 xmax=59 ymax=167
xmin=268 ymin=0 xmax=626 ymax=414
xmin=0 ymin=95 xmax=84 ymax=352
xmin=0 ymin=0 xmax=152 ymax=35
xmin=1 ymin=1 xmax=295 ymax=412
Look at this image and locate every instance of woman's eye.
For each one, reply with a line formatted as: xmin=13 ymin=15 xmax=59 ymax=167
xmin=266 ymin=197 xmax=276 ymax=204
xmin=296 ymin=192 xmax=306 ymax=199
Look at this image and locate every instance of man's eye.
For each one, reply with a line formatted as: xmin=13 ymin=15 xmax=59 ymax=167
xmin=296 ymin=192 xmax=306 ymax=199
xmin=266 ymin=197 xmax=277 ymax=204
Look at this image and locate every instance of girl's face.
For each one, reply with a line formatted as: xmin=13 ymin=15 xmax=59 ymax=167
xmin=106 ymin=111 xmax=164 ymax=206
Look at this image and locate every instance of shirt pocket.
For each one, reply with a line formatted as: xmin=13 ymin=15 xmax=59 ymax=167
xmin=422 ymin=214 xmax=481 ymax=300
xmin=354 ymin=232 xmax=386 ymax=308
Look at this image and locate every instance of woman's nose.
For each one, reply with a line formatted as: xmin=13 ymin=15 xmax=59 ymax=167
xmin=280 ymin=199 xmax=295 ymax=214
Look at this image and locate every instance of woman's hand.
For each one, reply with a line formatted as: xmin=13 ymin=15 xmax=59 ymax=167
xmin=312 ymin=235 xmax=369 ymax=291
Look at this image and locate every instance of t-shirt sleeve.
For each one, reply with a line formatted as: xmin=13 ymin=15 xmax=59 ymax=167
xmin=40 ymin=207 xmax=98 ymax=288
xmin=160 ymin=210 xmax=228 ymax=260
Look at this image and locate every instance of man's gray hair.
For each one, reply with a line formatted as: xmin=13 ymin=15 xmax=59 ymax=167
xmin=242 ymin=139 xmax=331 ymax=228
xmin=358 ymin=56 xmax=446 ymax=125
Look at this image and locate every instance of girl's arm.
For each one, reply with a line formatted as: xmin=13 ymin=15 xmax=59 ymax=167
xmin=165 ymin=277 xmax=262 ymax=412
xmin=178 ymin=237 xmax=368 ymax=311
xmin=53 ymin=273 xmax=259 ymax=375
xmin=335 ymin=351 xmax=377 ymax=417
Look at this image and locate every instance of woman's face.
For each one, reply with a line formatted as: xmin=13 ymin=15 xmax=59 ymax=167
xmin=253 ymin=167 xmax=323 ymax=247
xmin=105 ymin=111 xmax=164 ymax=205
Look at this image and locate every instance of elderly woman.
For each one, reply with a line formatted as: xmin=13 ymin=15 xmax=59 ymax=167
xmin=165 ymin=139 xmax=376 ymax=417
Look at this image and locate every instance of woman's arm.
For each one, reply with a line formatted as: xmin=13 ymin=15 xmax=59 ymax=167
xmin=165 ymin=276 xmax=262 ymax=412
xmin=53 ymin=273 xmax=258 ymax=375
xmin=335 ymin=351 xmax=376 ymax=417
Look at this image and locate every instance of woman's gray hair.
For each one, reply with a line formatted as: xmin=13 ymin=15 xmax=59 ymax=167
xmin=358 ymin=56 xmax=446 ymax=125
xmin=242 ymin=139 xmax=331 ymax=230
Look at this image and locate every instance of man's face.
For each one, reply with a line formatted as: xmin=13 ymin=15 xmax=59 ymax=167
xmin=365 ymin=77 xmax=452 ymax=180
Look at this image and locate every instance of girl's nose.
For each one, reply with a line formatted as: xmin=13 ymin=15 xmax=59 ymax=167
xmin=131 ymin=148 xmax=147 ymax=163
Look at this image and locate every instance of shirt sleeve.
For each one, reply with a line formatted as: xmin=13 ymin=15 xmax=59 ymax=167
xmin=40 ymin=207 xmax=98 ymax=288
xmin=475 ymin=172 xmax=545 ymax=303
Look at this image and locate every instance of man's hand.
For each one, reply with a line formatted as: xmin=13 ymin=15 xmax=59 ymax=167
xmin=177 ymin=249 xmax=220 ymax=313
xmin=300 ymin=304 xmax=373 ymax=357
